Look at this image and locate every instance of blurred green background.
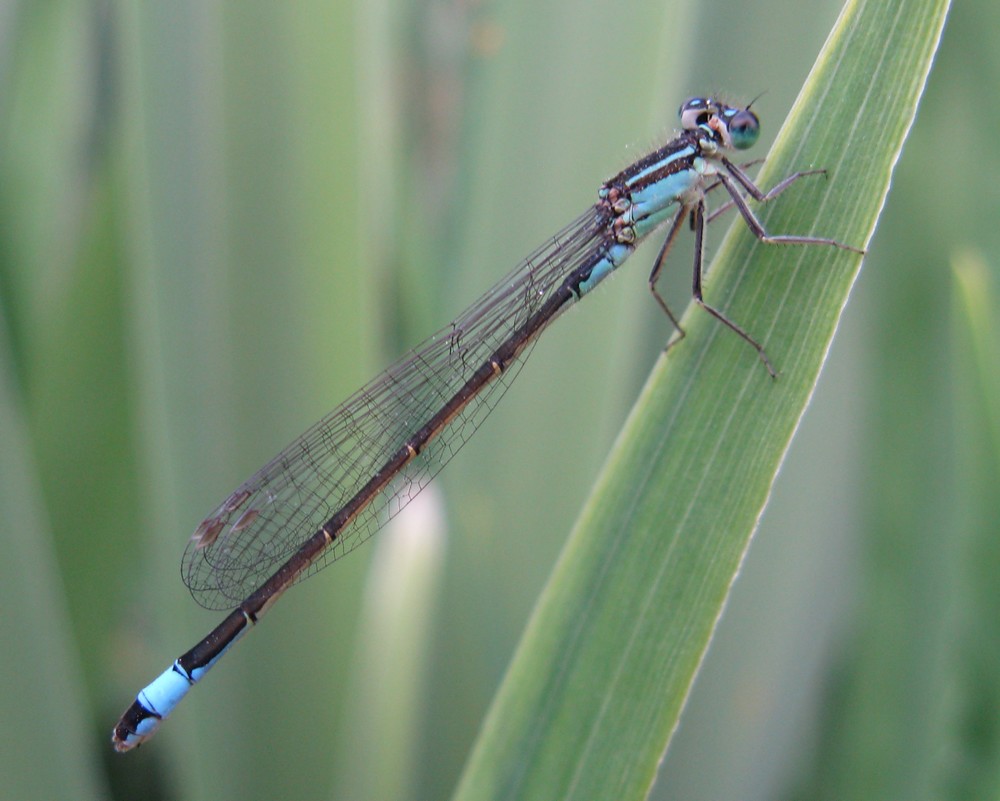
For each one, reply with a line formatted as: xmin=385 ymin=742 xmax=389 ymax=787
xmin=0 ymin=0 xmax=993 ymax=799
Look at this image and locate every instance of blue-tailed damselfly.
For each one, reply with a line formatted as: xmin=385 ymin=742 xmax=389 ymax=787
xmin=112 ymin=96 xmax=863 ymax=751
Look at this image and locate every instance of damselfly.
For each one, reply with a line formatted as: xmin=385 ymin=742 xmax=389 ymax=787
xmin=112 ymin=96 xmax=863 ymax=751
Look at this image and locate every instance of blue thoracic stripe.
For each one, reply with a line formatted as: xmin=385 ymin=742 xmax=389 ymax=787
xmin=624 ymin=144 xmax=695 ymax=189
xmin=576 ymin=144 xmax=705 ymax=298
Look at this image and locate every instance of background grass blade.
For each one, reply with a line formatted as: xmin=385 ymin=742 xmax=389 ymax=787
xmin=453 ymin=1 xmax=951 ymax=798
xmin=0 ymin=311 xmax=108 ymax=801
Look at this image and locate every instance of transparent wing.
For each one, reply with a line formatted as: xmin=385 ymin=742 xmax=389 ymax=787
xmin=181 ymin=204 xmax=610 ymax=609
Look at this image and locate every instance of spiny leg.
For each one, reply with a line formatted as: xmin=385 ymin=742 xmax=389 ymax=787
xmin=653 ymin=165 xmax=861 ymax=373
xmin=702 ymin=158 xmax=764 ymax=221
xmin=692 ymin=164 xmax=864 ymax=375
xmin=690 ymin=199 xmax=778 ymax=377
xmin=717 ymin=158 xmax=865 ymax=253
xmin=647 ymin=205 xmax=691 ymax=350
xmin=715 ymin=171 xmax=864 ymax=252
xmin=706 ymin=167 xmax=828 ymax=225
xmin=647 ymin=169 xmax=819 ymax=361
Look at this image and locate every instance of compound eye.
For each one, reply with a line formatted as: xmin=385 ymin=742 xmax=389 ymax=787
xmin=727 ymin=109 xmax=760 ymax=149
xmin=679 ymin=97 xmax=711 ymax=130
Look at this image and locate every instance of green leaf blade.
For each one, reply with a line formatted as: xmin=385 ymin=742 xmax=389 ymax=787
xmin=454 ymin=1 xmax=952 ymax=799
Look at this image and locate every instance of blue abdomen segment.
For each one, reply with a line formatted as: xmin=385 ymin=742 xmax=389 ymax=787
xmin=112 ymin=614 xmax=252 ymax=751
xmin=137 ymin=664 xmax=194 ymax=729
xmin=112 ymin=664 xmax=195 ymax=750
xmin=577 ymin=242 xmax=633 ymax=297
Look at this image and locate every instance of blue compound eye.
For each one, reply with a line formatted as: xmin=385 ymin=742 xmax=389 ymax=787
xmin=679 ymin=97 xmax=711 ymax=130
xmin=727 ymin=109 xmax=760 ymax=149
